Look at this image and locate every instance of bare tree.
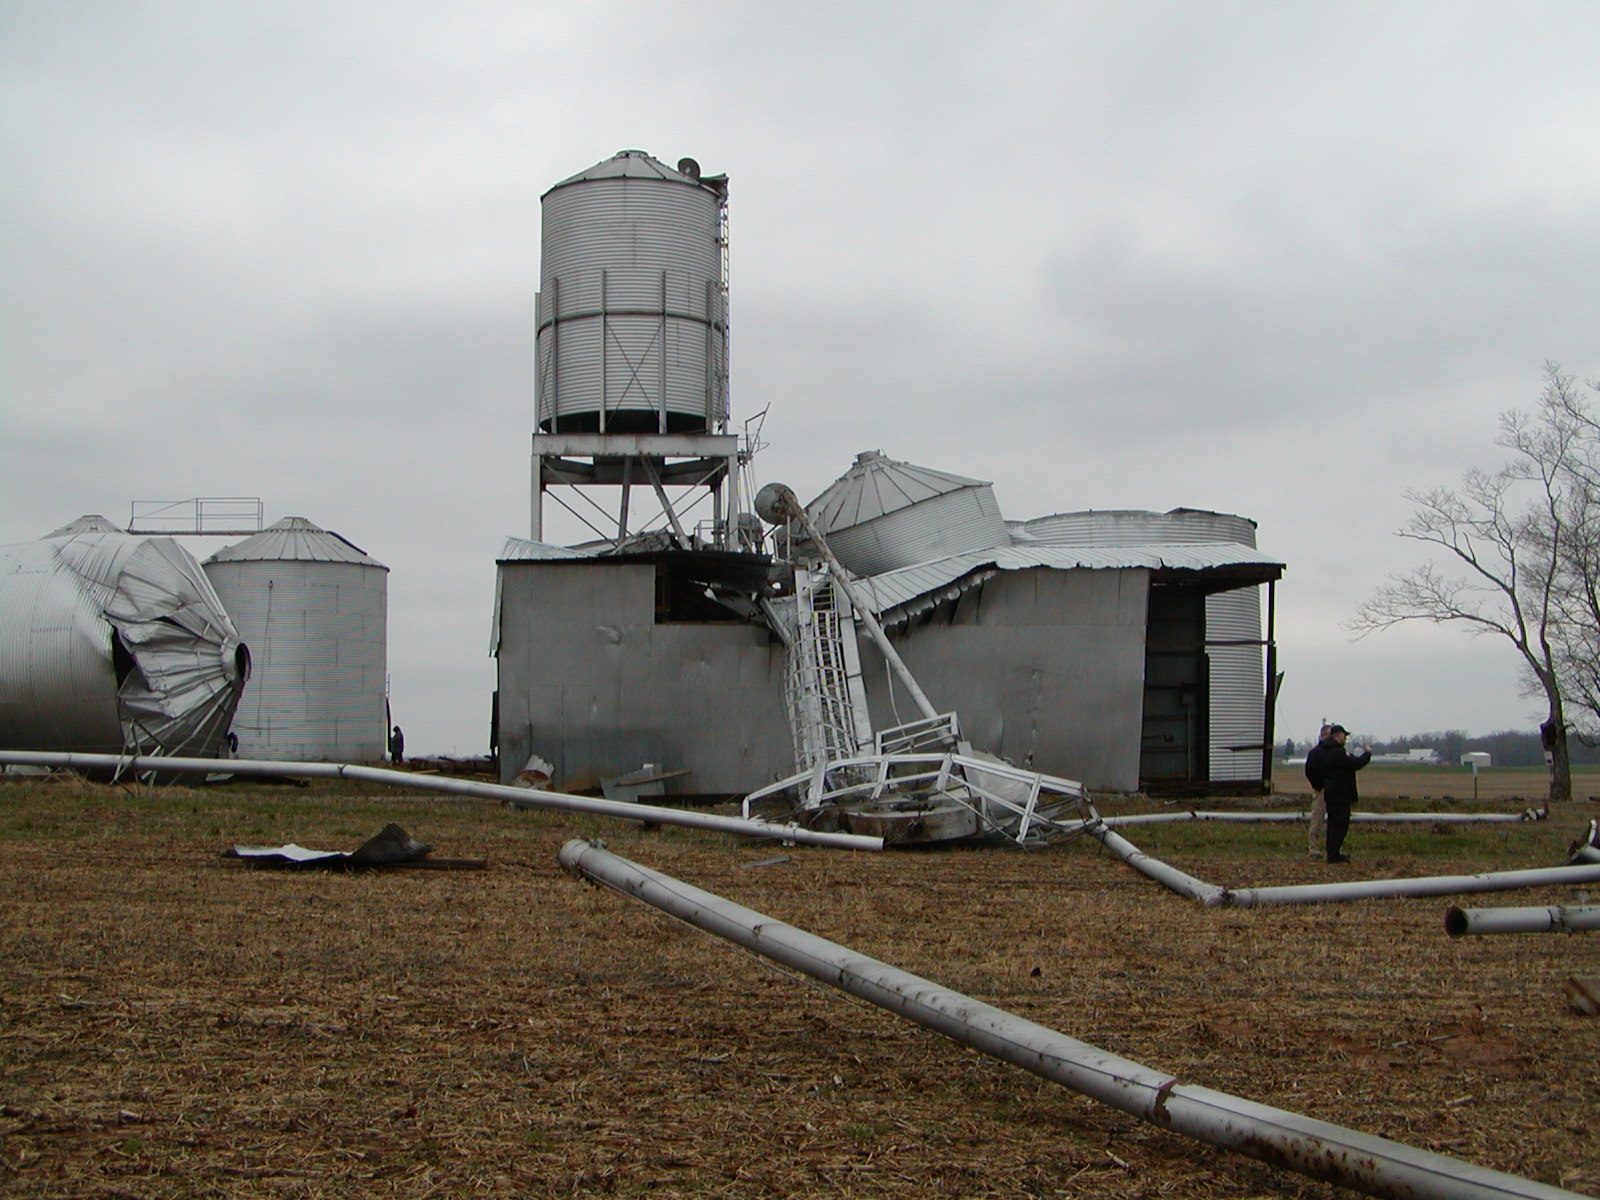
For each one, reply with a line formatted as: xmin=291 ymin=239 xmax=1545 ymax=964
xmin=1349 ymin=365 xmax=1587 ymax=803
xmin=1519 ymin=367 xmax=1600 ymax=753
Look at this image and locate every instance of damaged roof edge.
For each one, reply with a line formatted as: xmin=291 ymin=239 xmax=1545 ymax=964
xmin=864 ymin=543 xmax=1284 ymax=630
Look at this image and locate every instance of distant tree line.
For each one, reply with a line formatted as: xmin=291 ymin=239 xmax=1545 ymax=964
xmin=1280 ymin=728 xmax=1600 ymax=767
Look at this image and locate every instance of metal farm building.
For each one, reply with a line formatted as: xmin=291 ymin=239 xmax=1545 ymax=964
xmin=1010 ymin=509 xmax=1273 ymax=785
xmin=493 ymin=150 xmax=1286 ymax=799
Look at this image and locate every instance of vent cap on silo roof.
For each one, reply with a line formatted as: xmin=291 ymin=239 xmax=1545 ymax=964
xmin=44 ymin=514 xmax=125 ymax=537
xmin=204 ymin=516 xmax=386 ymax=569
xmin=807 ymin=451 xmax=994 ymax=534
xmin=544 ymin=149 xmax=708 ymax=194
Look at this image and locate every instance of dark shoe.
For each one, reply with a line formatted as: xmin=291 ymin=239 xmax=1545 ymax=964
xmin=1327 ymin=853 xmax=1350 ymax=863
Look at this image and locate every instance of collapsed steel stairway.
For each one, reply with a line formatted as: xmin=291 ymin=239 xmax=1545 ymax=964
xmin=784 ymin=566 xmax=874 ymax=774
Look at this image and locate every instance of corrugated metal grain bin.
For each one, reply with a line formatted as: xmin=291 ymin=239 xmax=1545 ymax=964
xmin=806 ymin=451 xmax=1009 ymax=577
xmin=203 ymin=517 xmax=388 ymax=762
xmin=536 ymin=149 xmax=729 ymax=435
xmin=1012 ymin=509 xmax=1267 ymax=783
xmin=0 ymin=518 xmax=249 ymax=758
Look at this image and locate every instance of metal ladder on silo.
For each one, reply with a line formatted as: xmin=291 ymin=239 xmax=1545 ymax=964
xmin=785 ymin=567 xmax=875 ymax=774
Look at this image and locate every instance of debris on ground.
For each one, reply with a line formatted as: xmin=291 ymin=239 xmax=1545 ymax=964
xmin=1565 ymin=976 xmax=1600 ymax=1016
xmin=222 ymin=823 xmax=485 ymax=870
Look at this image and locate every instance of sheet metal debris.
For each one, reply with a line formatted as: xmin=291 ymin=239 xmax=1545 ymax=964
xmin=223 ymin=823 xmax=483 ymax=870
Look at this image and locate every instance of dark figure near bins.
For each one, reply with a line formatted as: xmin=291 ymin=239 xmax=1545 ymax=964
xmin=388 ymin=725 xmax=405 ymax=765
xmin=1304 ymin=724 xmax=1371 ymax=863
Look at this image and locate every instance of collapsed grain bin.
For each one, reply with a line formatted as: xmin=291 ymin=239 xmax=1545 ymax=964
xmin=203 ymin=517 xmax=388 ymax=762
xmin=0 ymin=517 xmax=249 ymax=759
xmin=802 ymin=450 xmax=1009 ymax=577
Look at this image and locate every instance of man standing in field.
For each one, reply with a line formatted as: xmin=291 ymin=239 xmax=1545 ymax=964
xmin=1304 ymin=722 xmax=1332 ymax=858
xmin=1306 ymin=724 xmax=1371 ymax=863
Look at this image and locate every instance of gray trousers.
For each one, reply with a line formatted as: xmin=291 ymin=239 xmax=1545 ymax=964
xmin=1307 ymin=792 xmax=1326 ymax=857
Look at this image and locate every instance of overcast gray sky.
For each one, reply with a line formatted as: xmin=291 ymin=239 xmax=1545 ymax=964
xmin=4 ymin=1 xmax=1598 ymax=755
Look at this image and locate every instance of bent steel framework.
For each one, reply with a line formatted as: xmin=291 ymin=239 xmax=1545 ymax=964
xmin=559 ymin=839 xmax=1587 ymax=1200
xmin=742 ymin=743 xmax=1099 ymax=848
xmin=752 ymin=482 xmax=1100 ymax=846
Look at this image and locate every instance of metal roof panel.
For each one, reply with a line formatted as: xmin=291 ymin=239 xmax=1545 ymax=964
xmin=808 ymin=451 xmax=993 ymax=531
xmin=856 ymin=543 xmax=1284 ymax=620
xmin=206 ymin=517 xmax=384 ymax=568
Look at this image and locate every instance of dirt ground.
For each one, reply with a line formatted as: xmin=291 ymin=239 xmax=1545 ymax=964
xmin=1 ymin=775 xmax=1597 ymax=1199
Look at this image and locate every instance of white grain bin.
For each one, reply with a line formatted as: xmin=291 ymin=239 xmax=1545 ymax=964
xmin=0 ymin=518 xmax=249 ymax=758
xmin=536 ymin=149 xmax=729 ymax=435
xmin=804 ymin=451 xmax=1010 ymax=577
xmin=1011 ymin=509 xmax=1266 ymax=784
xmin=203 ymin=517 xmax=388 ymax=762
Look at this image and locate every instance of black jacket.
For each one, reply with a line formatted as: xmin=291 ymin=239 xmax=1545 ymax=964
xmin=1307 ymin=738 xmax=1370 ymax=808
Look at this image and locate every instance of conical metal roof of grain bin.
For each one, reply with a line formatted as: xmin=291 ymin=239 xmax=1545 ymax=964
xmin=536 ymin=149 xmax=729 ymax=435
xmin=203 ymin=517 xmax=388 ymax=763
xmin=0 ymin=524 xmax=249 ymax=761
xmin=803 ymin=451 xmax=1010 ymax=577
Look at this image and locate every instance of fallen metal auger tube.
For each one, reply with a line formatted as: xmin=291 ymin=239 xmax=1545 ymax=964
xmin=0 ymin=750 xmax=883 ymax=852
xmin=1083 ymin=816 xmax=1600 ymax=908
xmin=1086 ymin=823 xmax=1228 ymax=905
xmin=1081 ymin=809 xmax=1538 ymax=832
xmin=557 ymin=839 xmax=1586 ymax=1200
xmin=1445 ymin=903 xmax=1600 ymax=937
xmin=1569 ymin=820 xmax=1600 ymax=864
xmin=1224 ymin=863 xmax=1600 ymax=908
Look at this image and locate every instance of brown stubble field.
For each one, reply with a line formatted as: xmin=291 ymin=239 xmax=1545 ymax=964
xmin=1 ymin=772 xmax=1597 ymax=1199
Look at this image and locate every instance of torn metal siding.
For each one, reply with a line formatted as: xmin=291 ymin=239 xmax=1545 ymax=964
xmin=0 ymin=529 xmax=248 ymax=757
xmin=859 ymin=543 xmax=1282 ymax=628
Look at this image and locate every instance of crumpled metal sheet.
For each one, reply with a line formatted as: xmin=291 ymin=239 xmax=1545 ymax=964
xmin=224 ymin=823 xmax=434 ymax=870
xmin=0 ymin=527 xmax=247 ymax=758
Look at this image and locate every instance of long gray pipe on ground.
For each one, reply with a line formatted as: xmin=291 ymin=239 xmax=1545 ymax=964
xmin=1087 ymin=824 xmax=1228 ymax=905
xmin=0 ymin=750 xmax=883 ymax=852
xmin=1224 ymin=863 xmax=1600 ymax=908
xmin=1085 ymin=817 xmax=1600 ymax=908
xmin=1097 ymin=810 xmax=1535 ymax=828
xmin=1445 ymin=903 xmax=1600 ymax=937
xmin=557 ymin=838 xmax=1586 ymax=1200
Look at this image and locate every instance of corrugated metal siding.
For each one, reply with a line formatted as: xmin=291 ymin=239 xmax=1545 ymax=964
xmin=536 ymin=153 xmax=727 ymax=433
xmin=1013 ymin=509 xmax=1259 ymax=547
xmin=1005 ymin=509 xmax=1267 ymax=784
xmin=495 ymin=560 xmax=790 ymax=793
xmin=205 ymin=558 xmax=387 ymax=762
xmin=1206 ymin=589 xmax=1264 ymax=781
xmin=1 ymin=532 xmax=246 ymax=756
xmin=826 ymin=486 xmax=1009 ymax=576
xmin=860 ymin=542 xmax=1279 ymax=621
xmin=0 ymin=547 xmax=122 ymax=748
